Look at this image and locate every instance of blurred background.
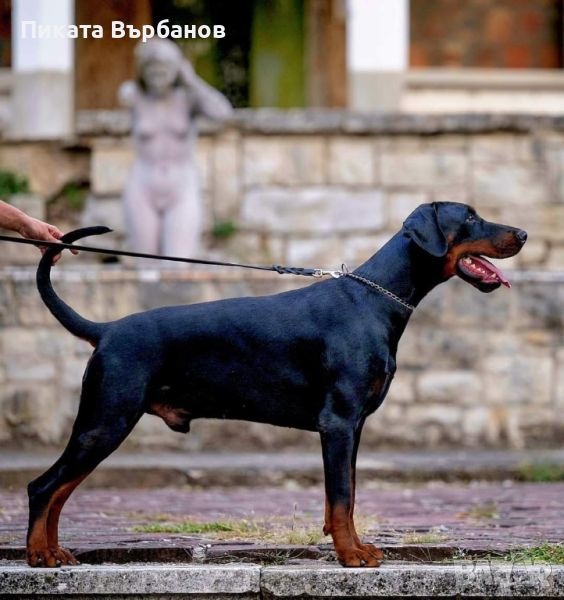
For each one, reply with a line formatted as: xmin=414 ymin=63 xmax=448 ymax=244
xmin=0 ymin=0 xmax=562 ymax=453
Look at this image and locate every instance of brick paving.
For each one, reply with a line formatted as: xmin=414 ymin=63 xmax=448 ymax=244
xmin=1 ymin=482 xmax=562 ymax=562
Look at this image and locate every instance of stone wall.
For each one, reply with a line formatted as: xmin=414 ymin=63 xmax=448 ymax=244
xmin=0 ymin=111 xmax=562 ymax=449
xmin=75 ymin=111 xmax=564 ymax=272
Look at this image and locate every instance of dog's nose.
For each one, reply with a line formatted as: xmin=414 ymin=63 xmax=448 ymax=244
xmin=516 ymin=229 xmax=528 ymax=244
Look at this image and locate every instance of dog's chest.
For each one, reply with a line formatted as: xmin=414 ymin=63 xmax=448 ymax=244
xmin=363 ymin=357 xmax=396 ymax=416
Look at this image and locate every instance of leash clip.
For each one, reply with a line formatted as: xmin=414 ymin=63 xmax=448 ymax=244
xmin=313 ymin=268 xmax=343 ymax=279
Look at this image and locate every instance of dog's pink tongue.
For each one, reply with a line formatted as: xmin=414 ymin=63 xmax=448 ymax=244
xmin=472 ymin=256 xmax=511 ymax=288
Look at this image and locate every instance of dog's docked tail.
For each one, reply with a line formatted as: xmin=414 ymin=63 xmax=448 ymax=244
xmin=37 ymin=226 xmax=112 ymax=345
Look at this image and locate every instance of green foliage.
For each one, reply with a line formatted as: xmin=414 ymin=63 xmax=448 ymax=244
xmin=0 ymin=170 xmax=30 ymax=199
xmin=134 ymin=520 xmax=237 ymax=534
xmin=61 ymin=183 xmax=87 ymax=211
xmin=505 ymin=543 xmax=564 ymax=565
xmin=212 ymin=220 xmax=238 ymax=239
xmin=517 ymin=462 xmax=564 ymax=482
xmin=401 ymin=529 xmax=449 ymax=545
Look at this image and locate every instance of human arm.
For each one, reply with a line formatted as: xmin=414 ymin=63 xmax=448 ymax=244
xmin=0 ymin=200 xmax=72 ymax=263
xmin=179 ymin=61 xmax=233 ymax=120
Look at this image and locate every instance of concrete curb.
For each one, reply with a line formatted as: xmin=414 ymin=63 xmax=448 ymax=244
xmin=2 ymin=449 xmax=564 ymax=489
xmin=1 ymin=562 xmax=563 ymax=598
xmin=0 ymin=563 xmax=261 ymax=597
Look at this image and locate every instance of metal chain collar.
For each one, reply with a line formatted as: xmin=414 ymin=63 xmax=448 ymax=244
xmin=313 ymin=264 xmax=414 ymax=312
xmin=345 ymin=273 xmax=415 ymax=312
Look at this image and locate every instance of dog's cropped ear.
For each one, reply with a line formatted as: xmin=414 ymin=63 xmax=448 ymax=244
xmin=402 ymin=203 xmax=448 ymax=258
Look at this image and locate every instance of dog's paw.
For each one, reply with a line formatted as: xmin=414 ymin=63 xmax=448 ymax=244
xmin=357 ymin=543 xmax=384 ymax=561
xmin=27 ymin=546 xmax=79 ymax=568
xmin=337 ymin=546 xmax=382 ymax=568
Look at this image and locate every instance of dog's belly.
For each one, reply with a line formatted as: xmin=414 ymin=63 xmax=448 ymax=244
xmin=147 ymin=372 xmax=322 ymax=432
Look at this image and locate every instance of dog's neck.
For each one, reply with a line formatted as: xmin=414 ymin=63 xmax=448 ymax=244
xmin=353 ymin=231 xmax=448 ymax=311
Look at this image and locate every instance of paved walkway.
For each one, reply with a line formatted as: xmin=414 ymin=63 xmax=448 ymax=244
xmin=1 ymin=482 xmax=563 ymax=563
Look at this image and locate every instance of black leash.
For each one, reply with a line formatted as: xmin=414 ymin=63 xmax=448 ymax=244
xmin=0 ymin=234 xmax=333 ymax=278
xmin=0 ymin=234 xmax=415 ymax=309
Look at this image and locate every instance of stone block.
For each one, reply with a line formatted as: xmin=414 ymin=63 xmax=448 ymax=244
xmin=212 ymin=232 xmax=285 ymax=264
xmin=9 ymin=193 xmax=45 ymax=220
xmin=442 ymin=280 xmax=513 ymax=329
xmin=381 ymin=152 xmax=467 ymax=187
xmin=0 ymin=384 xmax=64 ymax=443
xmin=91 ymin=143 xmax=134 ymax=195
xmin=211 ymin=129 xmax=242 ymax=220
xmin=515 ymin=283 xmax=562 ymax=329
xmin=0 ymin=281 xmax=16 ymax=327
xmin=414 ymin=328 xmax=484 ymax=369
xmin=327 ymin=137 xmax=375 ymax=185
xmin=544 ymin=144 xmax=564 ymax=203
xmin=545 ymin=244 xmax=564 ymax=270
xmin=81 ymin=195 xmax=125 ymax=235
xmin=422 ymin=134 xmax=468 ymax=151
xmin=387 ymin=192 xmax=428 ymax=228
xmin=484 ymin=354 xmax=553 ymax=405
xmin=470 ymin=134 xmax=519 ymax=161
xmin=472 ymin=163 xmax=547 ymax=207
xmin=286 ymin=237 xmax=344 ymax=267
xmin=196 ymin=135 xmax=212 ymax=193
xmin=517 ymin=406 xmax=562 ymax=446
xmin=556 ymin=348 xmax=564 ymax=406
xmin=0 ymin=564 xmax=261 ymax=597
xmin=498 ymin=205 xmax=564 ymax=243
xmin=242 ymin=188 xmax=385 ymax=234
xmin=417 ymin=370 xmax=482 ymax=405
xmin=0 ymin=327 xmax=38 ymax=355
xmin=0 ymin=142 xmax=89 ymax=198
xmin=430 ymin=186 xmax=470 ymax=204
xmin=62 ymin=357 xmax=89 ymax=390
xmin=461 ymin=406 xmax=490 ymax=442
xmin=378 ymin=136 xmax=422 ymax=152
xmin=342 ymin=234 xmax=390 ymax=267
xmin=5 ymin=358 xmax=55 ymax=381
xmin=387 ymin=370 xmax=416 ymax=404
xmin=517 ymin=239 xmax=549 ymax=268
xmin=243 ymin=136 xmax=325 ymax=186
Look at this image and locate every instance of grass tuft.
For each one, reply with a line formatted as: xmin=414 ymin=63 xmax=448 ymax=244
xmin=457 ymin=502 xmax=499 ymax=521
xmin=401 ymin=529 xmax=448 ymax=545
xmin=505 ymin=543 xmax=564 ymax=565
xmin=517 ymin=462 xmax=564 ymax=483
xmin=134 ymin=520 xmax=241 ymax=535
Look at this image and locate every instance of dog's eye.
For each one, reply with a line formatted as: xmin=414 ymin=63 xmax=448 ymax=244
xmin=466 ymin=214 xmax=477 ymax=223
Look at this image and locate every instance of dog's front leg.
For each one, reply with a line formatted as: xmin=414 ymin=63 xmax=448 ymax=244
xmin=320 ymin=418 xmax=381 ymax=567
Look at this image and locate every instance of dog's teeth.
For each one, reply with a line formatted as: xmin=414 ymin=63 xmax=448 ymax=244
xmin=463 ymin=257 xmax=472 ymax=264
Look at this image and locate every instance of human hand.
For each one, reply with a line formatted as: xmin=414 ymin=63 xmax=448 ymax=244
xmin=18 ymin=217 xmax=77 ymax=264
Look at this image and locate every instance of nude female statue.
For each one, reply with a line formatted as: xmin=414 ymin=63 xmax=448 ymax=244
xmin=119 ymin=39 xmax=233 ymax=258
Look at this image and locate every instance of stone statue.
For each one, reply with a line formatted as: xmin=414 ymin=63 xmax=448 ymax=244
xmin=119 ymin=39 xmax=233 ymax=259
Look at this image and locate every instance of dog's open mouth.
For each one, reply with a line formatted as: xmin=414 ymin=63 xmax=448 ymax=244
xmin=457 ymin=255 xmax=511 ymax=288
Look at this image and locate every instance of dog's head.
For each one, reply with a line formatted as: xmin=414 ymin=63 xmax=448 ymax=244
xmin=402 ymin=202 xmax=527 ymax=293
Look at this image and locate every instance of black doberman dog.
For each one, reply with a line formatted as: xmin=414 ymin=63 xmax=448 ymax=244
xmin=27 ymin=202 xmax=526 ymax=568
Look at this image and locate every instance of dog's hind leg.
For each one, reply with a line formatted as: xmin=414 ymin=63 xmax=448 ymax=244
xmin=26 ymin=353 xmax=146 ymax=568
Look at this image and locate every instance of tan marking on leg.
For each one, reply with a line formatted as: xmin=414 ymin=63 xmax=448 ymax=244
xmin=329 ymin=504 xmax=383 ymax=568
xmin=27 ymin=476 xmax=85 ymax=567
xmin=46 ymin=475 xmax=86 ymax=547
